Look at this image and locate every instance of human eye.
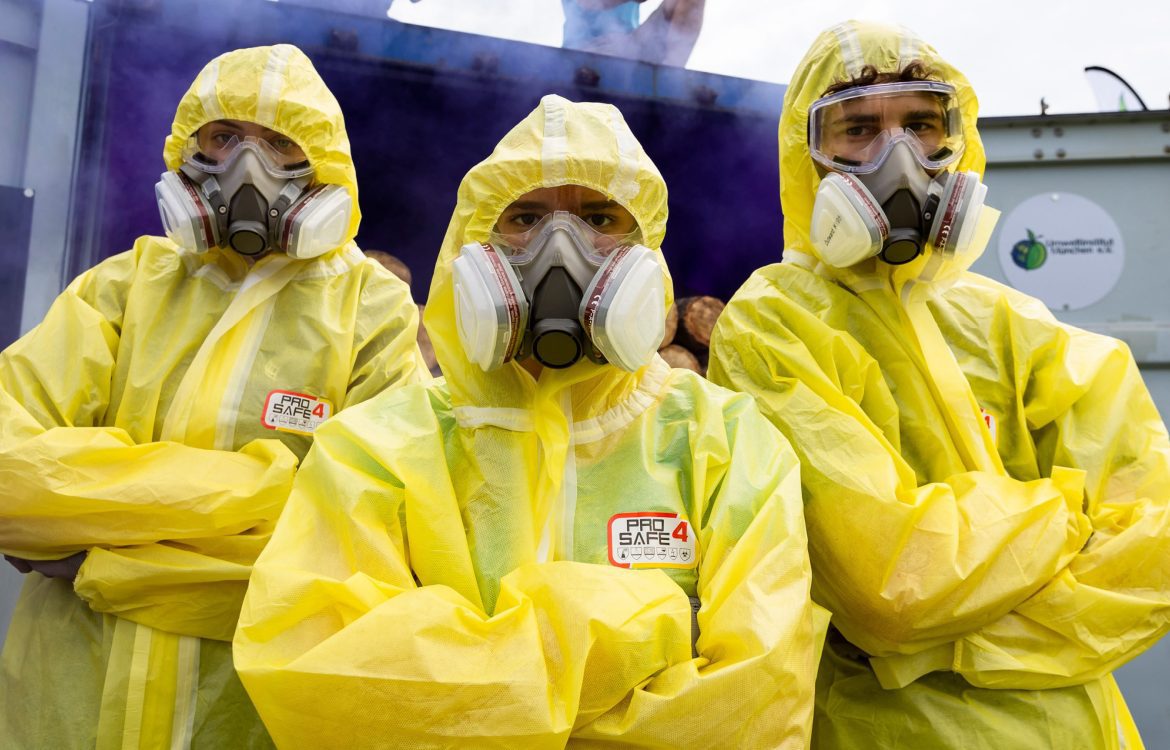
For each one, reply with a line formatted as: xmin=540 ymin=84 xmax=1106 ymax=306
xmin=195 ymin=130 xmax=238 ymax=161
xmin=269 ymin=136 xmax=296 ymax=152
xmin=497 ymin=210 xmax=543 ymax=234
xmin=904 ymin=108 xmax=944 ymax=133
xmin=838 ymin=118 xmax=879 ymax=140
xmin=905 ymin=120 xmax=938 ymax=134
xmin=582 ymin=213 xmax=617 ymax=230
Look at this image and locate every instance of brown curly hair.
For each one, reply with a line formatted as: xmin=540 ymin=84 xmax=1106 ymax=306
xmin=821 ymin=61 xmax=938 ymax=96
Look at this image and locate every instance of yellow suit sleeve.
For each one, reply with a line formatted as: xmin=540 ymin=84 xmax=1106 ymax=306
xmin=71 ymin=525 xmax=272 ymax=641
xmin=953 ymin=327 xmax=1170 ymax=689
xmin=236 ymin=404 xmax=700 ymax=749
xmin=0 ymin=425 xmax=295 ymax=557
xmin=0 ymin=252 xmax=297 ymax=641
xmin=571 ymin=394 xmax=827 ymax=748
xmin=61 ymin=260 xmax=425 ymax=640
xmin=708 ymin=283 xmax=1091 ymax=658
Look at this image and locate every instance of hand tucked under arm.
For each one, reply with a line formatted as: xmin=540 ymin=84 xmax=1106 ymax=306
xmin=4 ymin=551 xmax=87 ymax=581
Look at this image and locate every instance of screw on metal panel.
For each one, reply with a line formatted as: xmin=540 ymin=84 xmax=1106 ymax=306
xmin=1056 ymin=148 xmax=1067 ymax=158
xmin=1162 ymin=122 xmax=1170 ymax=133
xmin=1031 ymin=127 xmax=1043 ymax=138
xmin=1053 ymin=127 xmax=1064 ymax=137
xmin=1033 ymin=149 xmax=1044 ymax=159
xmin=23 ymin=188 xmax=34 ymax=198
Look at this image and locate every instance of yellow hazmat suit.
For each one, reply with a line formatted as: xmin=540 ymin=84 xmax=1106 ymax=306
xmin=235 ymin=94 xmax=828 ymax=748
xmin=0 ymin=45 xmax=426 ymax=748
xmin=708 ymin=20 xmax=1170 ymax=750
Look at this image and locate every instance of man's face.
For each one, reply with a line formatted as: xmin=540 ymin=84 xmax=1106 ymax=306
xmin=495 ymin=185 xmax=638 ymax=238
xmin=817 ymin=91 xmax=948 ymax=169
xmin=194 ymin=119 xmax=308 ymax=170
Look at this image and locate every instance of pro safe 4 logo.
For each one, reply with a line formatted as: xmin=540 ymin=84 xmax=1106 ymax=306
xmin=607 ymin=512 xmax=697 ymax=570
xmin=262 ymin=390 xmax=333 ymax=435
xmin=1011 ymin=229 xmax=1048 ymax=270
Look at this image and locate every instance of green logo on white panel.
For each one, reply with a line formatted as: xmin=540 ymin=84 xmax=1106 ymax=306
xmin=1010 ymin=229 xmax=1047 ymax=270
xmin=997 ymin=193 xmax=1124 ymax=310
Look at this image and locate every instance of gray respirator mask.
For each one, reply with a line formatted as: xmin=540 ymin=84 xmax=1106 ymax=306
xmin=452 ymin=212 xmax=667 ymax=372
xmin=810 ymin=139 xmax=988 ymax=267
xmin=155 ymin=140 xmax=353 ymax=259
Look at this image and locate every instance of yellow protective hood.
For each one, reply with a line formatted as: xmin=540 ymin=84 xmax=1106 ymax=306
xmin=162 ymin=44 xmax=361 ymax=245
xmin=779 ymin=21 xmax=988 ymax=290
xmin=424 ymin=94 xmax=671 ymax=416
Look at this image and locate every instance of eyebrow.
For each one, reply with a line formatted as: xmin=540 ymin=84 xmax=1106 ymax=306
xmin=832 ymin=110 xmax=943 ymax=126
xmin=831 ymin=113 xmax=879 ymax=128
xmin=581 ymin=200 xmax=621 ymax=210
xmin=209 ymin=121 xmax=289 ymax=140
xmin=503 ymin=199 xmax=622 ymax=212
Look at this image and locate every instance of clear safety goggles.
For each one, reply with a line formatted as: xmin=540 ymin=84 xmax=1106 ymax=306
xmin=808 ymin=81 xmax=964 ymax=174
xmin=489 ymin=211 xmax=642 ymax=265
xmin=182 ymin=134 xmax=313 ymax=179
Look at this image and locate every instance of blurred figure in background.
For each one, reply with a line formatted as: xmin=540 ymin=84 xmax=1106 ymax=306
xmin=364 ymin=248 xmax=443 ymax=376
xmin=562 ymin=0 xmax=706 ymax=66
xmin=0 ymin=44 xmax=425 ymax=747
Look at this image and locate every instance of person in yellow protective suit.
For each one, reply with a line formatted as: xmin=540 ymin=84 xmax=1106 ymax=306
xmin=234 ymin=94 xmax=828 ymax=748
xmin=707 ymin=20 xmax=1170 ymax=750
xmin=0 ymin=44 xmax=426 ymax=748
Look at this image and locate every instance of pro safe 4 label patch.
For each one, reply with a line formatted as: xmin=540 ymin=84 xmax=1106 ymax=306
xmin=262 ymin=390 xmax=333 ymax=435
xmin=608 ymin=512 xmax=697 ymax=570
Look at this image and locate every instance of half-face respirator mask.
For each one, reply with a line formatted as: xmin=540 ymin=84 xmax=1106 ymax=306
xmin=155 ymin=134 xmax=352 ymax=259
xmin=806 ymin=81 xmax=987 ymax=267
xmin=452 ymin=211 xmax=666 ymax=372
